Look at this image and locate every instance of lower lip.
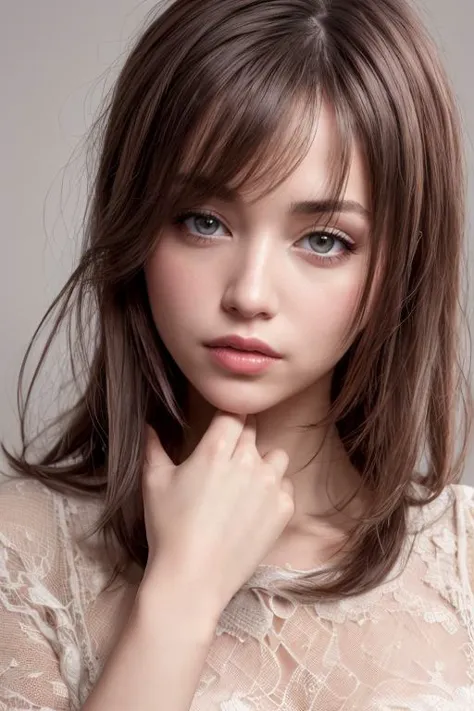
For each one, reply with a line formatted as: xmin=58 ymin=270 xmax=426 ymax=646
xmin=206 ymin=347 xmax=280 ymax=374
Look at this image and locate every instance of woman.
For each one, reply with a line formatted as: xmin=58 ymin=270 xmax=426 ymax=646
xmin=1 ymin=0 xmax=473 ymax=708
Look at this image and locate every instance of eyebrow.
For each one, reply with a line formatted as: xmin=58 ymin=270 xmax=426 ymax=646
xmin=175 ymin=174 xmax=371 ymax=220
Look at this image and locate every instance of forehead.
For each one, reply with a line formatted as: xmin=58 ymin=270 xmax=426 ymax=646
xmin=174 ymin=96 xmax=373 ymax=221
xmin=252 ymin=106 xmax=368 ymax=217
xmin=177 ymin=98 xmax=370 ymax=216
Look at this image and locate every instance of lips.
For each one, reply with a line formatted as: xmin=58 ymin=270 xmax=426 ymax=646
xmin=206 ymin=335 xmax=282 ymax=358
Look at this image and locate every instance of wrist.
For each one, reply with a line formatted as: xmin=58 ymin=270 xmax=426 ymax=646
xmin=136 ymin=563 xmax=223 ymax=639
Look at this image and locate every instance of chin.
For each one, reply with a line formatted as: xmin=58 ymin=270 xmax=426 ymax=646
xmin=195 ymin=382 xmax=279 ymax=416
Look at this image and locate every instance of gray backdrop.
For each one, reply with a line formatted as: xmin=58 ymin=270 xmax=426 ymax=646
xmin=1 ymin=1 xmax=473 ymax=482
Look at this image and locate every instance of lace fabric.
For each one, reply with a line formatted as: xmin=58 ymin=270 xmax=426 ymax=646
xmin=1 ymin=476 xmax=474 ymax=710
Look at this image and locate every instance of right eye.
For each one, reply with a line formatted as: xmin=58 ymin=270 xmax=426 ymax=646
xmin=173 ymin=210 xmax=229 ymax=243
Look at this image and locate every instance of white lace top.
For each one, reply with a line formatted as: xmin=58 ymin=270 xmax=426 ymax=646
xmin=1 ymin=476 xmax=474 ymax=711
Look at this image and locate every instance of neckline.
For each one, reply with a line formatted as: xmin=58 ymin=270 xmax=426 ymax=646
xmin=242 ymin=484 xmax=456 ymax=589
xmin=257 ymin=562 xmax=324 ymax=573
xmin=249 ymin=560 xmax=329 ymax=583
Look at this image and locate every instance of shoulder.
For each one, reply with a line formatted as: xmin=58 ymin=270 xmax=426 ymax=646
xmin=408 ymin=481 xmax=474 ymax=531
xmin=449 ymin=481 xmax=474 ymax=506
xmin=450 ymin=483 xmax=474 ymax=596
xmin=425 ymin=482 xmax=474 ymax=537
xmin=408 ymin=482 xmax=474 ymax=604
xmin=0 ymin=476 xmax=109 ymax=708
xmin=434 ymin=483 xmax=474 ymax=559
xmin=0 ymin=475 xmax=64 ymax=549
xmin=0 ymin=472 xmax=65 ymax=508
xmin=0 ymin=475 xmax=107 ymax=585
xmin=0 ymin=473 xmax=105 ymax=528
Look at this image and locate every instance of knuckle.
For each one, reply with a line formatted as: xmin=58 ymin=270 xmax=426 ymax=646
xmin=207 ymin=436 xmax=228 ymax=459
xmin=262 ymin=471 xmax=277 ymax=488
xmin=270 ymin=449 xmax=289 ymax=475
xmin=274 ymin=449 xmax=290 ymax=470
xmin=280 ymin=481 xmax=295 ymax=511
xmin=235 ymin=446 xmax=257 ymax=467
xmin=281 ymin=477 xmax=294 ymax=495
xmin=280 ymin=493 xmax=295 ymax=516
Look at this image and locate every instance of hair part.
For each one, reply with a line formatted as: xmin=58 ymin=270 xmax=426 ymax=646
xmin=3 ymin=0 xmax=471 ymax=602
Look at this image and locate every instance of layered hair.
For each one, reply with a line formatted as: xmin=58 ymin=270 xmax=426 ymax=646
xmin=3 ymin=0 xmax=471 ymax=602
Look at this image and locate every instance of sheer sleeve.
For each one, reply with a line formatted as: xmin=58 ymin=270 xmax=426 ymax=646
xmin=464 ymin=485 xmax=474 ymax=601
xmin=0 ymin=478 xmax=78 ymax=711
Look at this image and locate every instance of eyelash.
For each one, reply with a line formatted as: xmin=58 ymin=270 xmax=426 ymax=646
xmin=172 ymin=209 xmax=356 ymax=266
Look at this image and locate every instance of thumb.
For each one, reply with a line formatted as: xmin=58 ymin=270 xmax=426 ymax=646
xmin=143 ymin=424 xmax=175 ymax=489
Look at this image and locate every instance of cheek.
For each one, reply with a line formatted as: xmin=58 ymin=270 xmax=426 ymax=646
xmin=299 ymin=270 xmax=365 ymax=344
xmin=146 ymin=244 xmax=202 ymax=316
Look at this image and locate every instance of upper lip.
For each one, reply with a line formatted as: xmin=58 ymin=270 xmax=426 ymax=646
xmin=206 ymin=335 xmax=282 ymax=358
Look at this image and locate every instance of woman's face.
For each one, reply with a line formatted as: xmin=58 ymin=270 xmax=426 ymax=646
xmin=145 ymin=101 xmax=372 ymax=416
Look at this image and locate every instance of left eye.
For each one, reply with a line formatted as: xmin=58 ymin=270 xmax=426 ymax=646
xmin=189 ymin=214 xmax=224 ymax=236
xmin=301 ymin=232 xmax=344 ymax=255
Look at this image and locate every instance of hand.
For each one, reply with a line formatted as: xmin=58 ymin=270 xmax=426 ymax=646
xmin=140 ymin=411 xmax=294 ymax=613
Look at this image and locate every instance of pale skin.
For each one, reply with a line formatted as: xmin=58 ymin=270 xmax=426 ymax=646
xmin=82 ymin=102 xmax=376 ymax=710
xmin=144 ymin=100 xmax=374 ymax=570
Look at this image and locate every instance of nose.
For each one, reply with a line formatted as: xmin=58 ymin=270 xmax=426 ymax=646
xmin=221 ymin=238 xmax=278 ymax=320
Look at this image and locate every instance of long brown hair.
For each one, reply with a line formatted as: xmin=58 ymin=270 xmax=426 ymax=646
xmin=2 ymin=0 xmax=471 ymax=602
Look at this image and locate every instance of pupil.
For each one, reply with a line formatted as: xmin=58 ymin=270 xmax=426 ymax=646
xmin=311 ymin=234 xmax=334 ymax=254
xmin=197 ymin=216 xmax=216 ymax=234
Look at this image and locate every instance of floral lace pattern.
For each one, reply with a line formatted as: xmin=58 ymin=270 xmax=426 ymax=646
xmin=1 ymin=477 xmax=474 ymax=710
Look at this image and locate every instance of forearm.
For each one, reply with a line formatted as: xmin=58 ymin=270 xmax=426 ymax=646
xmin=81 ymin=567 xmax=220 ymax=711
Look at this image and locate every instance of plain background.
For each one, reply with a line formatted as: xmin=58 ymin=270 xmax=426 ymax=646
xmin=1 ymin=1 xmax=473 ymax=482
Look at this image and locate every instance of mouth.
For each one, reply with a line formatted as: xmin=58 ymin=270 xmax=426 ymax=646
xmin=205 ymin=335 xmax=282 ymax=359
xmin=205 ymin=345 xmax=281 ymax=375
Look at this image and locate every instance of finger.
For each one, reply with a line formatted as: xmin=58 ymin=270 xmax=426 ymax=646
xmin=280 ymin=477 xmax=294 ymax=498
xmin=234 ymin=414 xmax=257 ymax=454
xmin=195 ymin=410 xmax=247 ymax=460
xmin=262 ymin=448 xmax=290 ymax=479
